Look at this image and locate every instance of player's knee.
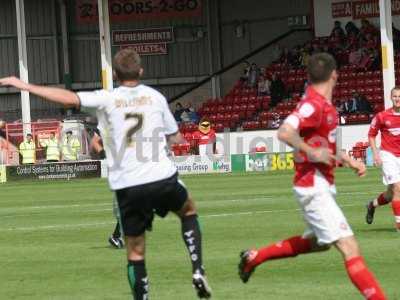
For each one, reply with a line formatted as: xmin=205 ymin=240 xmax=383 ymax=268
xmin=178 ymin=197 xmax=197 ymax=217
xmin=126 ymin=236 xmax=145 ymax=260
xmin=391 ymin=183 xmax=400 ymax=198
xmin=335 ymin=236 xmax=360 ymax=259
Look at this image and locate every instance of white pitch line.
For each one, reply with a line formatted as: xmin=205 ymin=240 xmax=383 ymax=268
xmin=0 ymin=203 xmax=361 ymax=232
xmin=0 ymin=197 xmax=275 ymax=214
xmin=0 ymin=189 xmax=382 ymax=213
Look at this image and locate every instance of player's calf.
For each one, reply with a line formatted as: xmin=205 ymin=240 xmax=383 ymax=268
xmin=181 ymin=214 xmax=205 ymax=275
xmin=127 ymin=260 xmax=149 ymax=300
xmin=391 ymin=200 xmax=400 ymax=231
xmin=238 ymin=236 xmax=316 ymax=283
xmin=335 ymin=237 xmax=386 ymax=299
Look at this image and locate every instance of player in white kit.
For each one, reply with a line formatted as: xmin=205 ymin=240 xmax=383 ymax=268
xmin=0 ymin=48 xmax=211 ymax=300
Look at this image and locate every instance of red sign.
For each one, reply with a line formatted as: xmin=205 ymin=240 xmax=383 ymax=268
xmin=77 ymin=0 xmax=202 ymax=23
xmin=121 ymin=43 xmax=168 ymax=55
xmin=352 ymin=0 xmax=380 ymax=19
xmin=331 ymin=0 xmax=400 ymax=19
xmin=331 ymin=1 xmax=352 ymax=18
xmin=112 ymin=28 xmax=174 ymax=46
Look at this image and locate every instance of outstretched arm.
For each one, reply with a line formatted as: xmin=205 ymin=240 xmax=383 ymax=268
xmin=0 ymin=76 xmax=79 ymax=108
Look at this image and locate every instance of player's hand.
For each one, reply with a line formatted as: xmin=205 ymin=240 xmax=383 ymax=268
xmin=309 ymin=147 xmax=335 ymax=165
xmin=0 ymin=76 xmax=29 ymax=91
xmin=350 ymin=160 xmax=367 ymax=177
xmin=373 ymin=154 xmax=382 ymax=167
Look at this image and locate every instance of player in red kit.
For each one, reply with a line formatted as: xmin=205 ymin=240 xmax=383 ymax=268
xmin=366 ymin=87 xmax=400 ymax=231
xmin=192 ymin=118 xmax=216 ymax=155
xmin=238 ymin=53 xmax=386 ymax=300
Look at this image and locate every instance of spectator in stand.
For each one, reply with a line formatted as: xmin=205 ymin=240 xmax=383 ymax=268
xmin=358 ymin=47 xmax=380 ymax=71
xmin=259 ymin=67 xmax=266 ymax=77
xmin=360 ymin=19 xmax=378 ymax=37
xmin=345 ymin=21 xmax=360 ymax=38
xmin=174 ymin=102 xmax=185 ymax=122
xmin=248 ymin=63 xmax=259 ymax=88
xmin=181 ymin=102 xmax=199 ymax=124
xmin=271 ymin=44 xmax=282 ymax=63
xmin=335 ymin=99 xmax=344 ymax=114
xmin=357 ymin=94 xmax=373 ymax=114
xmin=279 ymin=47 xmax=290 ymax=65
xmin=367 ymin=48 xmax=380 ymax=71
xmin=300 ymin=46 xmax=311 ymax=67
xmin=345 ymin=92 xmax=363 ymax=114
xmin=330 ymin=33 xmax=344 ymax=52
xmin=291 ymin=47 xmax=303 ymax=68
xmin=269 ymin=74 xmax=286 ymax=110
xmin=257 ymin=75 xmax=271 ymax=96
xmin=348 ymin=47 xmax=363 ymax=66
xmin=363 ymin=33 xmax=378 ymax=49
xmin=240 ymin=61 xmax=251 ymax=85
xmin=329 ymin=23 xmax=345 ymax=51
xmin=330 ymin=21 xmax=345 ymax=39
xmin=346 ymin=32 xmax=360 ymax=51
xmin=268 ymin=113 xmax=281 ymax=129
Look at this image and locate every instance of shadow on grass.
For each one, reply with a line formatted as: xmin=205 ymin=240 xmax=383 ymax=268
xmin=357 ymin=227 xmax=397 ymax=233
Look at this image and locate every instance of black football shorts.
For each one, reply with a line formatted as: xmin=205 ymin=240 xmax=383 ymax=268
xmin=115 ymin=172 xmax=188 ymax=237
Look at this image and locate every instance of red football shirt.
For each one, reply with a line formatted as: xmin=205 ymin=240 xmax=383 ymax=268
xmin=368 ymin=108 xmax=400 ymax=157
xmin=285 ymin=87 xmax=338 ymax=187
xmin=192 ymin=130 xmax=216 ymax=145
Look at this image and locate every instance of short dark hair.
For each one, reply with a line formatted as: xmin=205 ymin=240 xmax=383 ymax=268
xmin=113 ymin=48 xmax=142 ymax=81
xmin=27 ymin=133 xmax=32 ymax=137
xmin=307 ymin=53 xmax=337 ymax=84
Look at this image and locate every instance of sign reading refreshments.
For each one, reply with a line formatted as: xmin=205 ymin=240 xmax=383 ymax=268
xmin=6 ymin=161 xmax=101 ymax=181
xmin=77 ymin=0 xmax=202 ymax=23
xmin=112 ymin=28 xmax=174 ymax=46
xmin=114 ymin=27 xmax=173 ymax=55
xmin=332 ymin=0 xmax=400 ymax=19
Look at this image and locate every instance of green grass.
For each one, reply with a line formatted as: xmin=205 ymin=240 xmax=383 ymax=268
xmin=0 ymin=168 xmax=399 ymax=299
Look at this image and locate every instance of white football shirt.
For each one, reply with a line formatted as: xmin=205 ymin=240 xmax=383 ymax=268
xmin=78 ymin=85 xmax=178 ymax=190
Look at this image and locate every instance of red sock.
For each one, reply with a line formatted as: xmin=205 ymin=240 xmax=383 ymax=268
xmin=391 ymin=200 xmax=400 ymax=228
xmin=376 ymin=193 xmax=390 ymax=206
xmin=250 ymin=236 xmax=312 ymax=268
xmin=345 ymin=256 xmax=386 ymax=300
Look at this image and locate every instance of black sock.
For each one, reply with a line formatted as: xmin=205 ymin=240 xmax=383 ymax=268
xmin=113 ymin=222 xmax=121 ymax=238
xmin=181 ymin=214 xmax=204 ymax=275
xmin=127 ymin=260 xmax=149 ymax=300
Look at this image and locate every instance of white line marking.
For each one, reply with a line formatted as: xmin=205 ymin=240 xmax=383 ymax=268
xmin=0 ymin=204 xmax=361 ymax=232
xmin=0 ymin=189 xmax=381 ymax=213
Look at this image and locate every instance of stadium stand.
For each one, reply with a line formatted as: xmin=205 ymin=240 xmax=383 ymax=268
xmin=176 ymin=24 xmax=399 ymax=135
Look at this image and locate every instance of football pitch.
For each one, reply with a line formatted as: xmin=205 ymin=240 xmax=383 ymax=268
xmin=0 ymin=168 xmax=399 ymax=300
